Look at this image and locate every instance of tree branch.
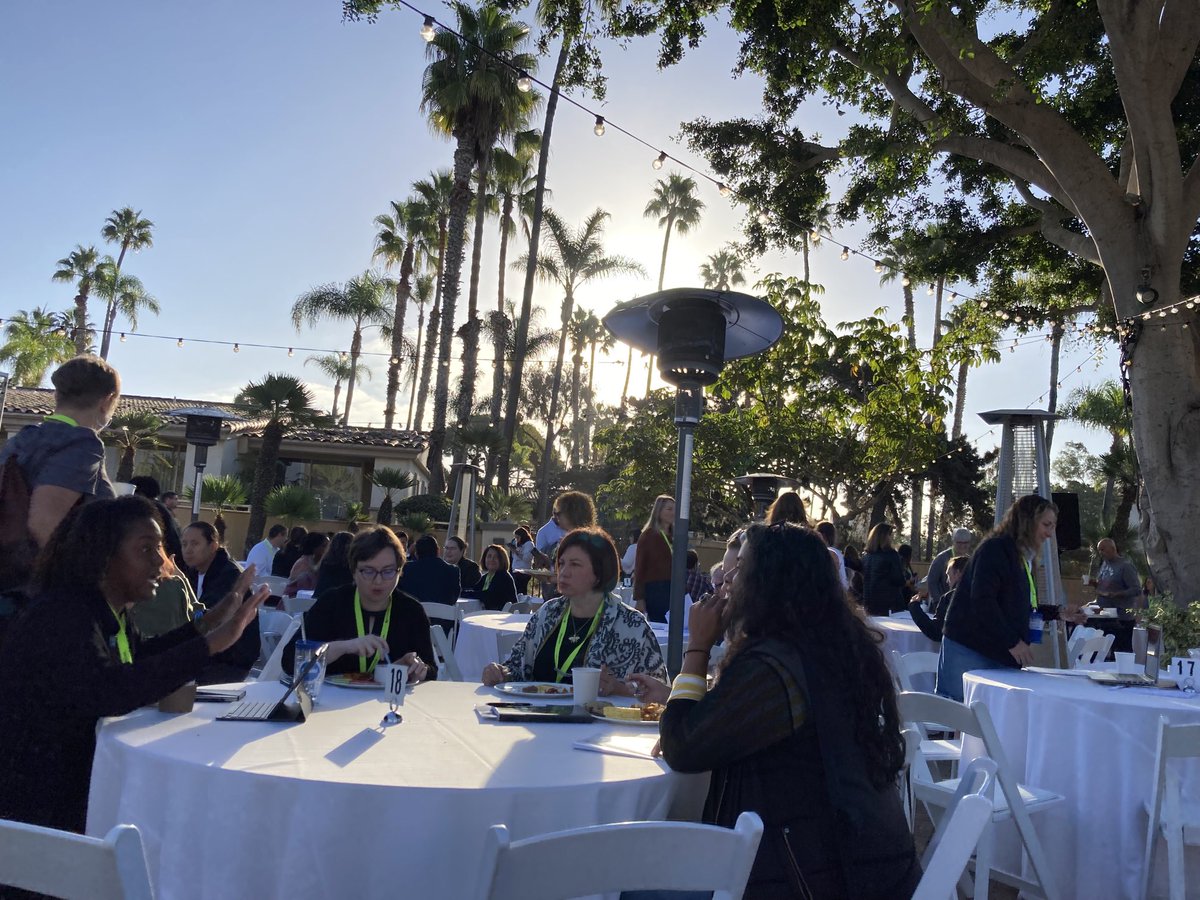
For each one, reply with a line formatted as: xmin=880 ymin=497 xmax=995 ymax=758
xmin=831 ymin=42 xmax=939 ymax=126
xmin=933 ymin=134 xmax=1077 ymax=215
xmin=1009 ymin=178 xmax=1103 ymax=265
xmin=1009 ymin=0 xmax=1066 ymax=67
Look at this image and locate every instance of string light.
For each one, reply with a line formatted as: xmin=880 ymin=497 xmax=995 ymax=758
xmin=592 ymin=116 xmax=606 ymax=137
xmin=757 ymin=211 xmax=770 ymax=225
xmin=516 ymin=70 xmax=532 ymax=93
xmin=873 ymin=261 xmax=883 ymax=273
xmin=717 ymin=183 xmax=731 ymax=197
xmin=339 ymin=351 xmax=348 ymax=361
xmin=901 ymin=275 xmax=911 ymax=287
xmin=652 ymin=151 xmax=666 ymax=170
xmin=840 ymin=246 xmax=850 ymax=261
xmin=177 ymin=338 xmax=184 ymax=348
xmin=419 ymin=15 xmax=436 ymax=41
xmin=927 ymin=285 xmax=935 ymax=296
xmin=288 ymin=347 xmax=294 ymax=357
xmin=810 ymin=230 xmax=821 ymax=245
xmin=233 ymin=343 xmax=240 ymax=353
xmin=119 ymin=333 xmax=126 ymax=342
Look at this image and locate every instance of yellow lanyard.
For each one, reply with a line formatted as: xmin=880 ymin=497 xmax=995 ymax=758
xmin=109 ymin=604 xmax=133 ymax=664
xmin=482 ymin=572 xmax=494 ymax=592
xmin=660 ymin=529 xmax=673 ymax=554
xmin=1025 ymin=560 xmax=1038 ymax=609
xmin=552 ymin=601 xmax=605 ymax=683
xmin=43 ymin=413 xmax=79 ymax=427
xmin=353 ymin=590 xmax=392 ymax=674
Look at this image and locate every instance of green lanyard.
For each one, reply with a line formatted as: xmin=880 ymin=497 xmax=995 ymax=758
xmin=109 ymin=604 xmax=133 ymax=664
xmin=482 ymin=572 xmax=494 ymax=592
xmin=552 ymin=600 xmax=605 ymax=683
xmin=353 ymin=590 xmax=392 ymax=674
xmin=660 ymin=529 xmax=672 ymax=554
xmin=43 ymin=413 xmax=79 ymax=427
xmin=1025 ymin=560 xmax=1038 ymax=609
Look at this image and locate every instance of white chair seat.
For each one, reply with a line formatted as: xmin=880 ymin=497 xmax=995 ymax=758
xmin=918 ymin=776 xmax=1063 ymax=818
xmin=921 ymin=737 xmax=963 ymax=761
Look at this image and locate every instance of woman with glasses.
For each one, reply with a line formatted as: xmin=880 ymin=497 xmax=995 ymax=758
xmin=283 ymin=526 xmax=435 ymax=682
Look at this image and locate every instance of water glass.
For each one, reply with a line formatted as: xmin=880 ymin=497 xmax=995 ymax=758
xmin=294 ymin=640 xmax=327 ymax=703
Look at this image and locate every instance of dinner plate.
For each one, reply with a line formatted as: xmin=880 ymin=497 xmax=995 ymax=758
xmin=589 ymin=711 xmax=660 ymax=728
xmin=325 ymin=674 xmax=383 ymax=690
xmin=493 ymin=681 xmax=574 ymax=699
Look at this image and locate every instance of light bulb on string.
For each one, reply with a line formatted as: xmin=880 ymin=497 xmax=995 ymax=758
xmin=873 ymin=261 xmax=883 ymax=273
xmin=516 ymin=71 xmax=533 ymax=93
xmin=177 ymin=338 xmax=184 ymax=348
xmin=757 ymin=211 xmax=770 ymax=225
xmin=840 ymin=247 xmax=850 ymax=261
xmin=233 ymin=343 xmax=240 ymax=353
xmin=927 ymin=285 xmax=935 ymax=296
xmin=652 ymin=151 xmax=666 ymax=170
xmin=339 ymin=351 xmax=348 ymax=361
xmin=593 ymin=116 xmax=606 ymax=137
xmin=901 ymin=275 xmax=911 ymax=287
xmin=950 ymin=292 xmax=958 ymax=300
xmin=119 ymin=333 xmax=126 ymax=343
xmin=810 ymin=230 xmax=821 ymax=245
xmin=420 ymin=16 xmax=436 ymax=41
xmin=288 ymin=348 xmax=294 ymax=357
xmin=717 ymin=183 xmax=731 ymax=197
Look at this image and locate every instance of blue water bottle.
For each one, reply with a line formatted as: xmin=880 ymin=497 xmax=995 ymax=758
xmin=1028 ymin=608 xmax=1044 ymax=645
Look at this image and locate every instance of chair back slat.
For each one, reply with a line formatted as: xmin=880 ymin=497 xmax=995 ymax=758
xmin=0 ymin=821 xmax=153 ymax=900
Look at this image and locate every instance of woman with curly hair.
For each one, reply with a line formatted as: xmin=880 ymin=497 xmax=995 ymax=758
xmin=654 ymin=523 xmax=920 ymax=899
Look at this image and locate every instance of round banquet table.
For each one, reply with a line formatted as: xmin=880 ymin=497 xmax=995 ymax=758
xmin=87 ymin=681 xmax=705 ymax=900
xmin=961 ymin=668 xmax=1200 ymax=899
xmin=456 ymin=611 xmax=531 ymax=681
xmin=870 ymin=613 xmax=939 ymax=668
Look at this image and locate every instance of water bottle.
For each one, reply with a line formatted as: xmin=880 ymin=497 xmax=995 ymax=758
xmin=1028 ymin=609 xmax=1044 ymax=645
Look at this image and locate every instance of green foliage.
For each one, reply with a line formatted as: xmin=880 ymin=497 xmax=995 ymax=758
xmin=183 ymin=474 xmax=248 ymax=508
xmin=396 ymin=512 xmax=434 ymax=538
xmin=479 ymin=487 xmax=533 ymax=523
xmin=1142 ymin=595 xmax=1200 ymax=657
xmin=372 ymin=467 xmax=417 ymax=525
xmin=265 ymin=485 xmax=320 ymax=525
xmin=0 ymin=307 xmax=75 ymax=386
xmin=394 ymin=493 xmax=453 ymax=522
xmin=345 ymin=501 xmax=369 ymax=532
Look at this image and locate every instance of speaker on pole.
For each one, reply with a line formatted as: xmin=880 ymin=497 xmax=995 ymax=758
xmin=1052 ymin=491 xmax=1082 ymax=551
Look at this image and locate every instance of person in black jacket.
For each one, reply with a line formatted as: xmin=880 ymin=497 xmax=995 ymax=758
xmin=0 ymin=496 xmax=266 ymax=833
xmin=652 ymin=523 xmax=921 ymax=899
xmin=861 ymin=523 xmax=907 ymax=616
xmin=400 ymin=535 xmax=461 ymax=606
xmin=462 ymin=543 xmax=518 ymax=611
xmin=271 ymin=526 xmax=308 ymax=577
xmin=938 ymin=494 xmax=1059 ymax=701
xmin=313 ymin=531 xmax=354 ymax=599
xmin=181 ymin=521 xmax=262 ymax=684
xmin=909 ymin=555 xmax=969 ymax=642
xmin=443 ymin=535 xmax=482 ymax=592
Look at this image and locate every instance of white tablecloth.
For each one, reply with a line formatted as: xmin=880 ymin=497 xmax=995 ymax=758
xmin=962 ymin=669 xmax=1200 ymax=899
xmin=870 ymin=614 xmax=939 ymax=668
xmin=456 ymin=612 xmax=531 ymax=681
xmin=88 ymin=681 xmax=704 ymax=900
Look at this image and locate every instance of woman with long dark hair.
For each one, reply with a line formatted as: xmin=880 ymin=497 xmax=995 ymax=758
xmin=938 ymin=493 xmax=1058 ymax=701
xmin=656 ymin=523 xmax=920 ymax=898
xmin=314 ymin=531 xmax=354 ymax=599
xmin=0 ymin=496 xmax=266 ymax=833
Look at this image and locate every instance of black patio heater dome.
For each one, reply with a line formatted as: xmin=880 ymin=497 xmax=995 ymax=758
xmin=604 ymin=288 xmax=783 ymax=675
xmin=166 ymin=406 xmax=242 ymax=523
xmin=734 ymin=472 xmax=802 ymax=521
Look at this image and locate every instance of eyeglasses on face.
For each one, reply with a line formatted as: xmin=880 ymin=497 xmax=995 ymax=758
xmin=356 ymin=566 xmax=398 ymax=582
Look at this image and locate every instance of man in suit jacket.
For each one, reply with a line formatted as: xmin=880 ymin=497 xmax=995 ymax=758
xmin=400 ymin=535 xmax=461 ymax=633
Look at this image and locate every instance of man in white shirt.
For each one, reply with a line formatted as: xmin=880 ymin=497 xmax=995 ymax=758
xmin=245 ymin=524 xmax=287 ymax=575
xmin=535 ymin=512 xmax=566 ymax=556
xmin=815 ymin=520 xmax=849 ymax=589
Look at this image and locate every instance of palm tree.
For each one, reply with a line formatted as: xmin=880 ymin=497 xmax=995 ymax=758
xmin=304 ymin=353 xmax=371 ymax=422
xmin=566 ymin=308 xmax=607 ymax=468
xmin=520 ymin=207 xmax=645 ymax=514
xmin=236 ymin=374 xmax=326 ymax=551
xmin=291 ymin=271 xmax=392 ymax=426
xmin=407 ymin=273 xmax=435 ymax=431
xmin=265 ymin=485 xmax=321 ymax=528
xmin=479 ymin=487 xmax=532 ymax=523
xmin=420 ymin=1 xmax=537 ymax=493
xmin=98 ymin=207 xmax=154 ymax=359
xmin=639 ymin=173 xmax=705 ymax=397
xmin=411 ymin=171 xmax=454 ymax=433
xmin=699 ymin=247 xmax=747 ymax=291
xmin=877 ymin=257 xmax=918 ymax=352
xmin=52 ymin=245 xmax=105 ymax=354
xmin=345 ymin=502 xmax=370 ymax=533
xmin=105 ymin=411 xmax=165 ymax=482
xmin=938 ymin=304 xmax=1002 ymax=439
xmin=184 ymin=474 xmax=247 ymax=543
xmin=92 ymin=267 xmax=159 ymax=358
xmin=373 ymin=199 xmax=427 ymax=430
xmin=1063 ymin=380 xmax=1138 ymax=539
xmin=582 ymin=313 xmax=615 ymax=465
xmin=372 ymin=467 xmax=417 ymax=525
xmin=0 ymin=307 xmax=74 ymax=386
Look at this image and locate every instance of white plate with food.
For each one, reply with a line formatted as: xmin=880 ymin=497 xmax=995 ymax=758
xmin=493 ymin=681 xmax=574 ymax=699
xmin=587 ymin=702 xmax=664 ymax=727
xmin=326 ymin=673 xmax=385 ymax=690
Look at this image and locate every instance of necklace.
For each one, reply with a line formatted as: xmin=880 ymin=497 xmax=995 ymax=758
xmin=566 ymin=615 xmax=592 ymax=644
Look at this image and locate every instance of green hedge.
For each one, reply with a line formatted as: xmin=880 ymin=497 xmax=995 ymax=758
xmin=394 ymin=493 xmax=452 ymax=521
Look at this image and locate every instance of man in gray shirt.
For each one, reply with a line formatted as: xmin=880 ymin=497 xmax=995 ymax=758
xmin=1094 ymin=538 xmax=1142 ymax=609
xmin=926 ymin=528 xmax=974 ymax=610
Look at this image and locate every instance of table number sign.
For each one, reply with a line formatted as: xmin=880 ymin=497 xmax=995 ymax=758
xmin=1170 ymin=656 xmax=1197 ymax=691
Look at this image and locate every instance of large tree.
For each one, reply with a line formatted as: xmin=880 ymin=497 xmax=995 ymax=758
xmin=52 ymin=245 xmax=105 ymax=355
xmin=410 ymin=171 xmax=454 ymax=434
xmin=98 ymin=207 xmax=154 ymax=359
xmin=0 ymin=307 xmax=75 ymax=386
xmin=616 ymin=0 xmax=1200 ymax=598
xmin=291 ymin=271 xmax=392 ymax=426
xmin=419 ymin=1 xmax=537 ymax=493
xmin=91 ymin=266 xmax=159 ymax=357
xmin=304 ymin=352 xmax=371 ymax=422
xmin=373 ymin=199 xmax=426 ymax=430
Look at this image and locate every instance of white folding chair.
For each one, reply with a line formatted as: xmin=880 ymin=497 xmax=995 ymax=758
xmin=256 ymin=616 xmax=302 ymax=683
xmin=1142 ymin=716 xmax=1200 ymax=900
xmin=913 ymin=757 xmax=998 ymax=900
xmin=892 ymin=650 xmax=962 ymax=770
xmin=282 ymin=592 xmax=318 ymax=615
xmin=0 ymin=820 xmax=154 ymax=900
xmin=422 ymin=601 xmax=462 ymax=645
xmin=898 ymin=691 xmax=1064 ymax=900
xmin=1071 ymin=634 xmax=1114 ymax=669
xmin=496 ymin=630 xmax=521 ymax=665
xmin=477 ymin=810 xmax=763 ymax=900
xmin=430 ymin=625 xmax=464 ymax=682
xmin=254 ymin=575 xmax=290 ymax=597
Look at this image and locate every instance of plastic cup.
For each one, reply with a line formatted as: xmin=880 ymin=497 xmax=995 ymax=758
xmin=572 ymin=667 xmax=601 ymax=705
xmin=293 ymin=640 xmax=327 ymax=703
xmin=1115 ymin=652 xmax=1139 ymax=675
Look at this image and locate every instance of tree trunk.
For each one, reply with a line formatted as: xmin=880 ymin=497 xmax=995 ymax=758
xmin=802 ymin=235 xmax=810 ymax=288
xmin=407 ymin=306 xmax=424 ymax=431
xmin=1109 ymin=478 xmax=1137 ymax=543
xmin=903 ymin=281 xmax=916 ymax=351
xmin=117 ymin=446 xmax=135 ymax=483
xmin=427 ymin=137 xmax=477 ymax=495
xmin=341 ymin=326 xmax=363 ymax=427
xmin=384 ymin=244 xmax=414 ymax=430
xmin=568 ymin=342 xmax=583 ymax=469
xmin=489 ymin=193 xmax=515 ymax=432
xmin=500 ymin=34 xmax=571 ymax=491
xmin=99 ymin=242 xmax=130 ymax=360
xmin=457 ymin=167 xmax=491 ymax=430
xmin=73 ymin=290 xmax=90 ymax=355
xmin=620 ymin=346 xmax=634 ymax=406
xmin=931 ymin=276 xmax=944 ymax=348
xmin=245 ymin=421 xmax=284 ymax=553
xmin=331 ymin=377 xmax=342 ymax=422
xmin=925 ymin=476 xmax=939 ymax=560
xmin=583 ymin=340 xmax=598 ymax=464
xmin=645 ymin=220 xmax=674 ymax=397
xmin=952 ymin=359 xmax=969 ymax=440
xmin=1045 ymin=319 xmax=1064 ymax=452
xmin=537 ymin=292 xmax=573 ymax=518
xmin=909 ymin=476 xmax=923 ymax=560
xmin=416 ymin=219 xmax=448 ymax=433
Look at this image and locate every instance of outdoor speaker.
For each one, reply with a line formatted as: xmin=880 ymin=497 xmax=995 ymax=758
xmin=1052 ymin=491 xmax=1082 ymax=551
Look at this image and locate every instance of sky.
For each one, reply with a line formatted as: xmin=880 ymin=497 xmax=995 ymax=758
xmin=0 ymin=0 xmax=1117 ymax=470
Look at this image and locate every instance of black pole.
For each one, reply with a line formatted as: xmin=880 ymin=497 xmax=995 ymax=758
xmin=190 ymin=444 xmax=208 ymax=523
xmin=667 ymin=383 xmax=702 ymax=677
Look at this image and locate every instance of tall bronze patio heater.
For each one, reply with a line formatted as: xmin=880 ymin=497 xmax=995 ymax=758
xmin=166 ymin=407 xmax=241 ymax=523
xmin=604 ymin=288 xmax=784 ymax=676
xmin=734 ymin=473 xmax=801 ymax=521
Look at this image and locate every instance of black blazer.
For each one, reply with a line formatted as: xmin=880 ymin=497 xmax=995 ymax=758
xmin=190 ymin=548 xmax=260 ymax=683
xmin=942 ymin=533 xmax=1031 ymax=666
xmin=463 ymin=569 xmax=518 ymax=612
xmin=399 ymin=557 xmax=461 ymax=606
xmin=861 ymin=548 xmax=906 ymax=616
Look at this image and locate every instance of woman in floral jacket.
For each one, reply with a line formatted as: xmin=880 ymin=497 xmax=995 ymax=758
xmin=482 ymin=527 xmax=665 ymax=694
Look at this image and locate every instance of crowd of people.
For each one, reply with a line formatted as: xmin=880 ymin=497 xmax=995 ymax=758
xmin=2 ymin=354 xmax=1152 ymax=898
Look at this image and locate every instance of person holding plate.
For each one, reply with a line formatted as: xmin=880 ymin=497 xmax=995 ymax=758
xmin=482 ymin=527 xmax=665 ymax=693
xmin=282 ymin=526 xmax=435 ymax=682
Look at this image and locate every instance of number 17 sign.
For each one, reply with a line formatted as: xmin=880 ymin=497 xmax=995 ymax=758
xmin=1170 ymin=657 xmax=1197 ymax=691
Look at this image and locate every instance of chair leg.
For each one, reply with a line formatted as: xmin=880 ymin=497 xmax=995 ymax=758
xmin=971 ymin=820 xmax=993 ymax=900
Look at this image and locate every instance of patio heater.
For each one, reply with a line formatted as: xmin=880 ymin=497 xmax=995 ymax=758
xmin=445 ymin=463 xmax=481 ymax=559
xmin=0 ymin=371 xmax=10 ymax=432
xmin=167 ymin=407 xmax=241 ymax=523
xmin=734 ymin=473 xmax=801 ymax=521
xmin=604 ymin=288 xmax=784 ymax=676
xmin=980 ymin=409 xmax=1065 ymax=663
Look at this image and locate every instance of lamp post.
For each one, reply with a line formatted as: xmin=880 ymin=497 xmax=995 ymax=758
xmin=604 ymin=288 xmax=783 ymax=675
xmin=734 ymin=472 xmax=801 ymax=521
xmin=166 ymin=407 xmax=241 ymax=523
xmin=0 ymin=371 xmax=10 ymax=432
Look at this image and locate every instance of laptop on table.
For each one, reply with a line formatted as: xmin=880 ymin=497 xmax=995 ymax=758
xmin=218 ymin=653 xmax=322 ymax=722
xmin=1087 ymin=626 xmax=1162 ymax=686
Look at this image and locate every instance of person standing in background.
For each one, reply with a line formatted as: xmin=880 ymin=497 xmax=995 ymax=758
xmin=861 ymin=523 xmax=907 ymax=616
xmin=1094 ymin=538 xmax=1142 ymax=610
xmin=271 ymin=526 xmax=308 ymax=577
xmin=926 ymin=528 xmax=974 ymax=612
xmin=634 ymin=495 xmax=675 ymax=623
xmin=245 ymin=523 xmax=287 ymax=577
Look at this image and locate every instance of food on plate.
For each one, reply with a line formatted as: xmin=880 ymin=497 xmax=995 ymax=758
xmin=602 ymin=706 xmax=644 ymax=721
xmin=639 ymin=702 xmax=665 ymax=722
xmin=349 ymin=671 xmax=378 ymax=684
xmin=519 ymin=683 xmax=571 ymax=695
